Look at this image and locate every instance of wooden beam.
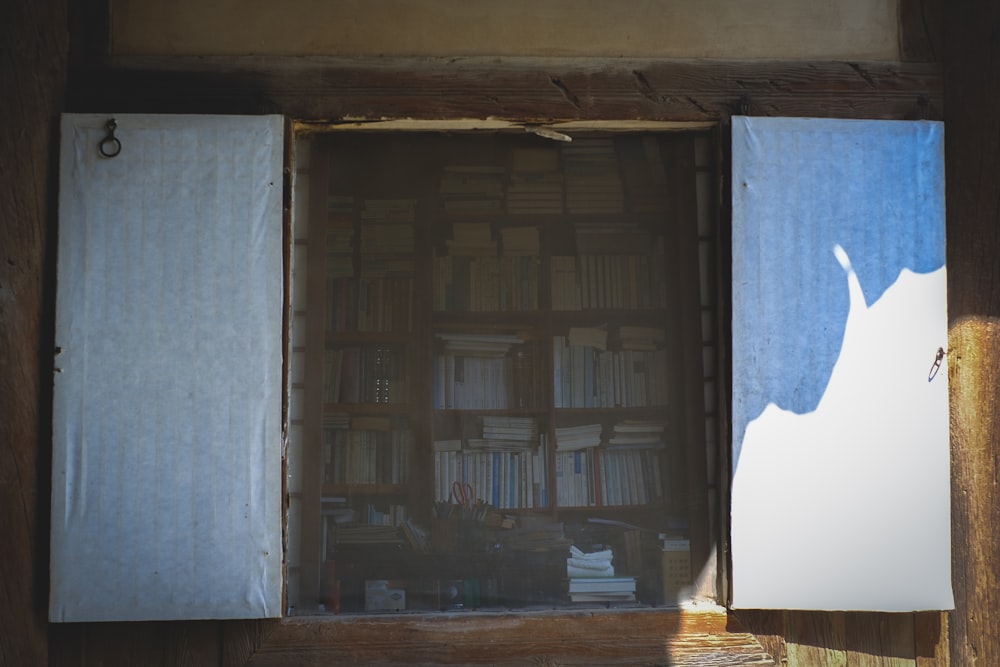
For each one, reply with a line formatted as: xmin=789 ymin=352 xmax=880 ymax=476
xmin=0 ymin=1 xmax=68 ymax=666
xmin=69 ymin=56 xmax=943 ymax=122
xmin=247 ymin=607 xmax=773 ymax=666
xmin=944 ymin=2 xmax=1000 ymax=666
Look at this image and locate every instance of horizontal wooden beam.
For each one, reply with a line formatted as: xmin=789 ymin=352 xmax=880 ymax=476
xmin=71 ymin=56 xmax=943 ymax=122
xmin=246 ymin=607 xmax=773 ymax=666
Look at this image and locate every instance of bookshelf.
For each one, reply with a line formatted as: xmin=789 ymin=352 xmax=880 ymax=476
xmin=296 ymin=132 xmax=709 ymax=614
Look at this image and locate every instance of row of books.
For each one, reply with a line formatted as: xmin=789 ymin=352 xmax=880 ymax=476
xmin=555 ymin=447 xmax=664 ymax=508
xmin=553 ymin=335 xmax=669 ymax=408
xmin=433 ymin=334 xmax=539 ymax=409
xmin=326 ymin=226 xmax=354 ymax=279
xmin=321 ymin=503 xmax=408 ymax=557
xmin=440 ymin=166 xmax=505 ymax=216
xmin=437 ymin=138 xmax=669 ymax=218
xmin=327 ymin=277 xmax=413 ymax=332
xmin=563 ymin=139 xmax=625 ymax=214
xmin=442 ymin=222 xmax=541 ymax=255
xmin=326 ymin=197 xmax=417 ymax=255
xmin=432 ymin=255 xmax=540 ymax=312
xmin=433 ymin=445 xmax=549 ymax=510
xmin=551 ymin=253 xmax=667 ymax=311
xmin=322 ymin=427 xmax=412 ymax=486
xmin=324 ymin=346 xmax=408 ymax=405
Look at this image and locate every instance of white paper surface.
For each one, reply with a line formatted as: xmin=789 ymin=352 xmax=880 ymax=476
xmin=50 ymin=114 xmax=284 ymax=621
xmin=731 ymin=116 xmax=953 ymax=611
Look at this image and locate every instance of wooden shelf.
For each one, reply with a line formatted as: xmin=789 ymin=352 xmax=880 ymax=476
xmin=323 ymin=403 xmax=412 ymax=414
xmin=325 ymin=331 xmax=414 ymax=344
xmin=322 ymin=483 xmax=409 ymax=496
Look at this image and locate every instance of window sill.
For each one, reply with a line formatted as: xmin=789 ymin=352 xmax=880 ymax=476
xmin=247 ymin=604 xmax=774 ymax=665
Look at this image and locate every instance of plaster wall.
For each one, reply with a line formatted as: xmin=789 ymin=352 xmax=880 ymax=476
xmin=111 ymin=0 xmax=899 ymax=60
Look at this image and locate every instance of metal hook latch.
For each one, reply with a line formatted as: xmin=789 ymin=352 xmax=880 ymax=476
xmin=99 ymin=118 xmax=122 ymax=158
xmin=928 ymin=347 xmax=946 ymax=382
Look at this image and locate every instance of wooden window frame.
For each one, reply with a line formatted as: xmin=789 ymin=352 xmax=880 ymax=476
xmin=62 ymin=45 xmax=943 ymax=662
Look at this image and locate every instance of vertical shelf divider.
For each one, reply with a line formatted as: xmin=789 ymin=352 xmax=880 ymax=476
xmin=300 ymin=141 xmax=331 ymax=612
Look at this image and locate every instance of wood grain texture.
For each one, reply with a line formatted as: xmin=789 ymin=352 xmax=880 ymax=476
xmin=248 ymin=608 xmax=773 ymax=666
xmin=222 ymin=620 xmax=278 ymax=667
xmin=0 ymin=0 xmax=67 ymax=666
xmin=66 ymin=56 xmax=944 ymax=123
xmin=914 ymin=612 xmax=948 ymax=667
xmin=899 ymin=0 xmax=943 ymax=63
xmin=734 ymin=610 xmax=787 ymax=665
xmin=667 ymin=134 xmax=714 ymax=591
xmin=944 ymin=1 xmax=1000 ymax=666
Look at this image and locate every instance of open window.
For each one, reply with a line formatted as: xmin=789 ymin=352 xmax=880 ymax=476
xmin=285 ymin=126 xmax=721 ymax=615
xmin=49 ymin=112 xmax=951 ymax=624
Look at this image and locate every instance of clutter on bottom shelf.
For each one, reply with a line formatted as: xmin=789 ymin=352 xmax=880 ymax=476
xmin=566 ymin=545 xmax=636 ymax=602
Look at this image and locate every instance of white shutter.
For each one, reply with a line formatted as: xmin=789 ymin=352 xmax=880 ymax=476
xmin=50 ymin=114 xmax=284 ymax=621
xmin=731 ymin=116 xmax=952 ymax=611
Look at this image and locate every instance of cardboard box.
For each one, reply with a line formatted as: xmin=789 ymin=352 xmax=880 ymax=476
xmin=661 ymin=539 xmax=692 ymax=604
xmin=364 ymin=580 xmax=406 ymax=612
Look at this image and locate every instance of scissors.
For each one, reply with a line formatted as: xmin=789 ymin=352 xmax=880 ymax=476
xmin=451 ymin=481 xmax=474 ymax=507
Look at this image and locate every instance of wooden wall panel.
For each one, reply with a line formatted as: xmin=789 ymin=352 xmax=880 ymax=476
xmin=22 ymin=0 xmax=997 ymax=665
xmin=899 ymin=0 xmax=943 ymax=63
xmin=943 ymin=4 xmax=1000 ymax=666
xmin=0 ymin=0 xmax=67 ymax=666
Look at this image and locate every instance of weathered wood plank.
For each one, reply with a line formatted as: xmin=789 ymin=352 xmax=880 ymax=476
xmin=247 ymin=608 xmax=773 ymax=666
xmin=222 ymin=620 xmax=278 ymax=667
xmin=785 ymin=611 xmax=849 ymax=667
xmin=944 ymin=2 xmax=1000 ymax=667
xmin=899 ymin=0 xmax=943 ymax=63
xmin=0 ymin=1 xmax=67 ymax=666
xmin=666 ymin=134 xmax=713 ymax=590
xmin=735 ymin=610 xmax=787 ymax=664
xmin=844 ymin=613 xmax=915 ymax=667
xmin=913 ymin=612 xmax=948 ymax=667
xmin=68 ymin=56 xmax=943 ymax=123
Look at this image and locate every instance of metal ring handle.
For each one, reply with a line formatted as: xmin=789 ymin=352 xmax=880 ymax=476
xmin=99 ymin=119 xmax=122 ymax=158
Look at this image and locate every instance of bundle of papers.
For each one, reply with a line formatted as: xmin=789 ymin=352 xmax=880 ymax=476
xmin=567 ymin=546 xmax=637 ymax=602
xmin=566 ymin=545 xmax=615 ymax=578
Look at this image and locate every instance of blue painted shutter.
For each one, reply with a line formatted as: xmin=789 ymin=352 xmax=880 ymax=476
xmin=731 ymin=116 xmax=952 ymax=611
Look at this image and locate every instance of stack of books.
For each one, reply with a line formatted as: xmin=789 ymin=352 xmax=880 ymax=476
xmin=444 ymin=222 xmax=496 ymax=256
xmin=568 ymin=576 xmax=638 ymax=602
xmin=433 ymin=223 xmax=540 ymax=312
xmin=562 ymin=138 xmax=624 ymax=214
xmin=440 ymin=165 xmax=505 ymax=216
xmin=356 ymin=198 xmax=415 ymax=332
xmin=499 ymin=226 xmax=540 ymax=255
xmin=360 ymin=198 xmax=416 ymax=253
xmin=478 ymin=415 xmax=539 ymax=448
xmin=554 ymin=423 xmax=603 ymax=451
xmin=608 ymin=419 xmax=666 ymax=447
xmin=506 ymin=147 xmax=563 ymax=215
xmin=326 ymin=195 xmax=356 ymax=331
